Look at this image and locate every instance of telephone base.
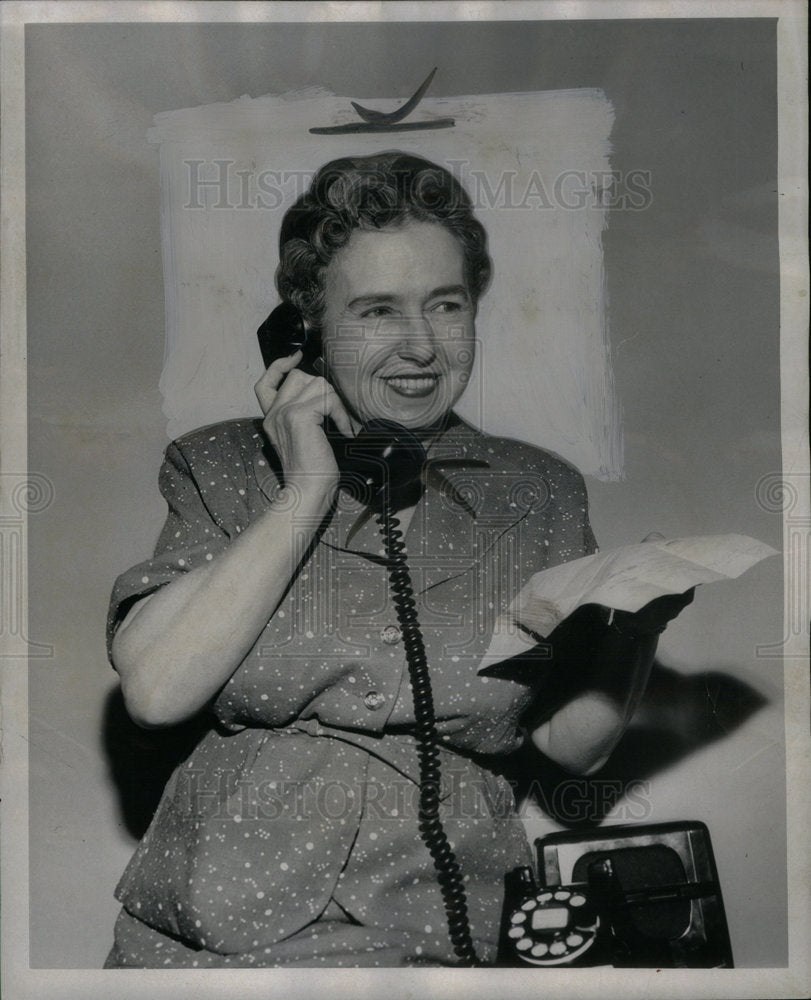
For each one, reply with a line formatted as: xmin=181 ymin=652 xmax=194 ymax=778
xmin=498 ymin=820 xmax=734 ymax=968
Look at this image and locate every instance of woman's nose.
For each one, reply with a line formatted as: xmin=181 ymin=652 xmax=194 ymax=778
xmin=394 ymin=315 xmax=437 ymax=362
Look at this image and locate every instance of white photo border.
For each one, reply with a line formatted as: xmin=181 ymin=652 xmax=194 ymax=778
xmin=1 ymin=2 xmax=807 ymax=998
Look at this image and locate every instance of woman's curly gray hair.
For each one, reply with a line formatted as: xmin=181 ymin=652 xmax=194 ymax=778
xmin=275 ymin=152 xmax=492 ymax=329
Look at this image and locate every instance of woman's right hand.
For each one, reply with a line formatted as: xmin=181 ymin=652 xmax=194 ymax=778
xmin=113 ymin=353 xmax=359 ymax=728
xmin=254 ymin=350 xmax=357 ymax=500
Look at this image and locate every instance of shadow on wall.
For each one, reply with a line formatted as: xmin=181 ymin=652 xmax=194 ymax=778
xmin=509 ymin=661 xmax=768 ymax=829
xmin=102 ymin=690 xmax=213 ymax=840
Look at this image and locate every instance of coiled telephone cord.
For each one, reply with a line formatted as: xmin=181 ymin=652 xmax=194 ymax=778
xmin=376 ymin=505 xmax=482 ymax=967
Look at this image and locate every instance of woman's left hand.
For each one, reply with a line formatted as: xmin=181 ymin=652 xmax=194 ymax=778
xmin=529 ymin=575 xmax=695 ymax=775
xmin=606 ymin=530 xmax=696 ymax=636
xmin=608 ymin=588 xmax=695 ymax=638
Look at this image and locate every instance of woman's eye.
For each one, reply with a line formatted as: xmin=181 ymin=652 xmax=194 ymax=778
xmin=431 ymin=300 xmax=464 ymax=314
xmin=360 ymin=305 xmax=395 ymax=319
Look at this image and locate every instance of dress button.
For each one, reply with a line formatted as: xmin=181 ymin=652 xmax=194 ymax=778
xmin=380 ymin=625 xmax=402 ymax=646
xmin=363 ymin=691 xmax=386 ymax=710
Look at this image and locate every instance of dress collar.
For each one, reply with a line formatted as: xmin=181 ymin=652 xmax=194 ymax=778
xmin=251 ymin=414 xmax=540 ymax=593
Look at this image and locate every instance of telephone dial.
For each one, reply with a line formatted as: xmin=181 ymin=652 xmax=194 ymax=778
xmin=257 ymin=306 xmax=735 ymax=969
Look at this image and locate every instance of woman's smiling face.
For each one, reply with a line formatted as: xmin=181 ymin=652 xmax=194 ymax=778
xmin=321 ymin=221 xmax=476 ymax=431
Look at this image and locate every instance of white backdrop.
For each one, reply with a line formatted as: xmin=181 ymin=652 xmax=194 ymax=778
xmin=148 ymin=88 xmax=623 ymax=478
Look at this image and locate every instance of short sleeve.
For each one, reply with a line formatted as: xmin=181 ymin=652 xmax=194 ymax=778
xmin=541 ymin=457 xmax=598 ymax=567
xmin=106 ymin=441 xmax=230 ymax=661
xmin=578 ymin=481 xmax=598 ymax=558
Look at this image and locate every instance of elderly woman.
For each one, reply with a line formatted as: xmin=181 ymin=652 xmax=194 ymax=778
xmin=104 ymin=152 xmax=689 ymax=968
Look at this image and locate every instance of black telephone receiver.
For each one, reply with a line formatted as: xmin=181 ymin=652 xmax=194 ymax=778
xmin=257 ymin=302 xmax=481 ymax=965
xmin=257 ymin=303 xmax=426 ymax=511
xmin=257 ymin=302 xmax=320 ymax=375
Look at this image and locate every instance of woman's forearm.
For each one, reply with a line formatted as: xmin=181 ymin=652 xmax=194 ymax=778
xmin=112 ymin=484 xmax=333 ymax=728
xmin=530 ymin=627 xmax=658 ymax=775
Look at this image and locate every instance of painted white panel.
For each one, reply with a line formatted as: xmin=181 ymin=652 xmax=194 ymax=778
xmin=149 ymin=88 xmax=622 ymax=478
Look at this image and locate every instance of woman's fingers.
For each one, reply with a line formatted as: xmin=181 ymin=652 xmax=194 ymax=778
xmin=611 ymin=587 xmax=696 ymax=637
xmin=257 ymin=359 xmax=357 ymax=467
xmin=254 ymin=349 xmax=303 ymax=413
xmin=267 ymin=370 xmax=354 ymax=436
xmin=324 ymin=395 xmax=354 ymax=439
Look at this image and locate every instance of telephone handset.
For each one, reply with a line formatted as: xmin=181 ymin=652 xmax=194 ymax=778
xmin=257 ymin=303 xmax=426 ymax=512
xmin=257 ymin=304 xmax=481 ymax=965
xmin=257 ymin=302 xmax=320 ymax=375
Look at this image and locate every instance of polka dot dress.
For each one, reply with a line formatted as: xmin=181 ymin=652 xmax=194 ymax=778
xmin=104 ymin=414 xmax=596 ymax=967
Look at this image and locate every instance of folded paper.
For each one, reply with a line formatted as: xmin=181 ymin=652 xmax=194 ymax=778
xmin=478 ymin=534 xmax=778 ymax=670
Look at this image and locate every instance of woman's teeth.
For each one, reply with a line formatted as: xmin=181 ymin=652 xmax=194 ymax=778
xmin=384 ymin=374 xmax=439 ymax=397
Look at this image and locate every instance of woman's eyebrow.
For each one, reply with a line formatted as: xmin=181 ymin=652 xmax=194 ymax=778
xmin=347 ymin=286 xmax=470 ymax=311
xmin=427 ymin=284 xmax=470 ymax=300
xmin=347 ymin=293 xmax=398 ymax=311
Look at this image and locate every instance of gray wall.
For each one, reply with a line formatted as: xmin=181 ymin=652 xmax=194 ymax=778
xmin=25 ymin=19 xmax=784 ymax=967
